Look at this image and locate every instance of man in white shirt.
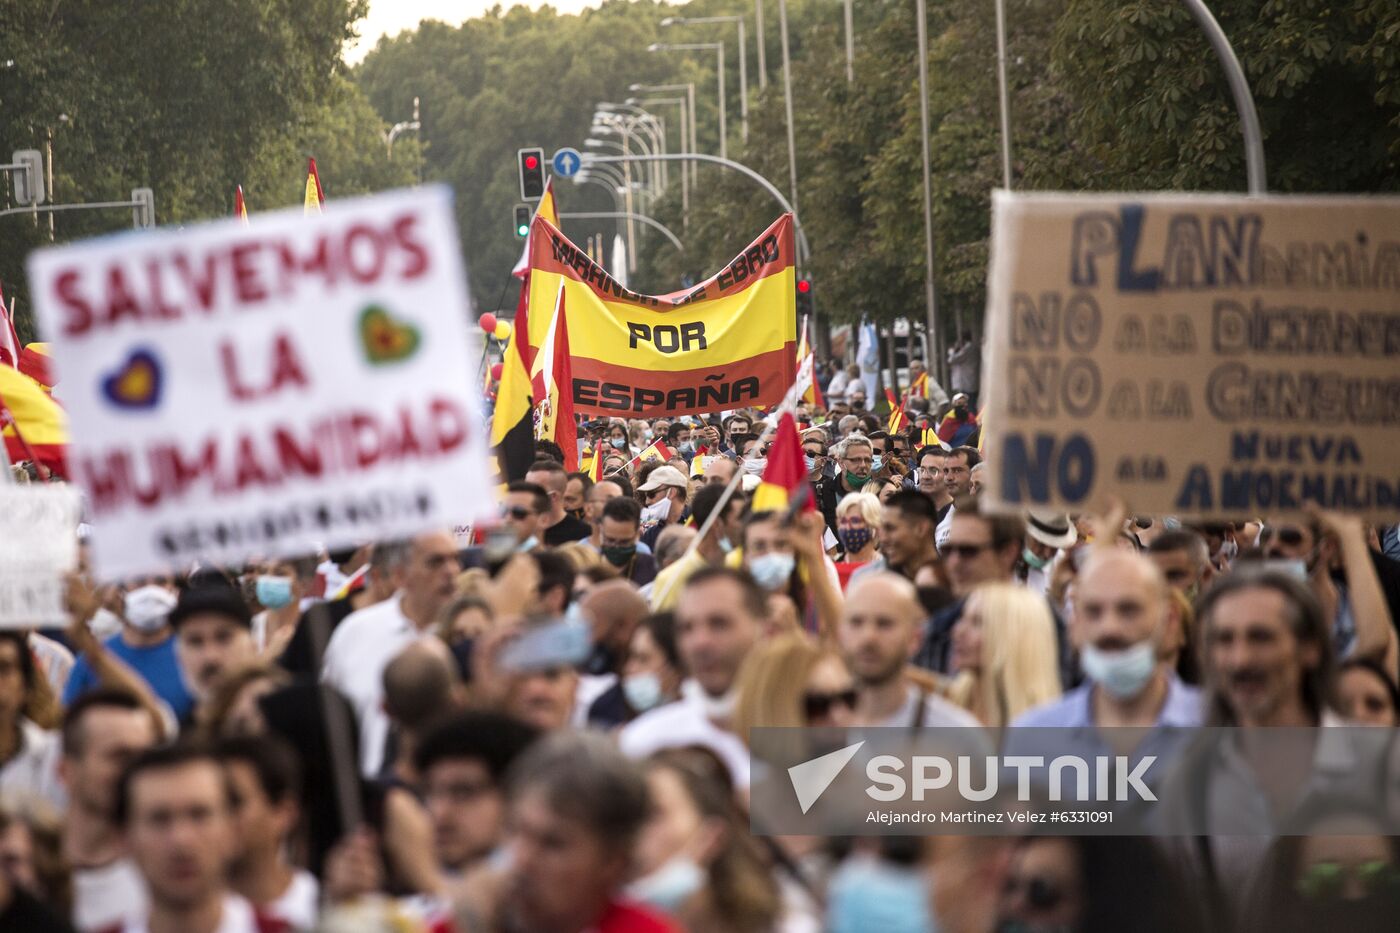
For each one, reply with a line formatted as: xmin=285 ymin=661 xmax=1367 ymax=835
xmin=934 ymin=447 xmax=978 ymax=552
xmin=322 ymin=531 xmax=460 ymax=776
xmin=109 ymin=744 xmax=274 ymax=933
xmin=61 ymin=689 xmax=159 ymax=932
xmin=839 ymin=573 xmax=978 ymax=728
xmin=217 ymin=736 xmax=319 ymax=931
xmin=620 ymin=567 xmax=763 ymax=788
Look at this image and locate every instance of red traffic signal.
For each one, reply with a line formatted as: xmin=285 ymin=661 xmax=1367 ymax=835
xmin=796 ymin=278 xmax=812 ymax=294
xmin=517 ymin=147 xmax=546 ymax=200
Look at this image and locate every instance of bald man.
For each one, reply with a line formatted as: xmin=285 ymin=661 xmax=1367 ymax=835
xmin=383 ymin=639 xmax=462 ymax=783
xmin=1013 ymin=550 xmax=1202 ymax=730
xmin=578 ymin=580 xmax=652 ymax=728
xmin=839 ymin=573 xmax=978 ymax=727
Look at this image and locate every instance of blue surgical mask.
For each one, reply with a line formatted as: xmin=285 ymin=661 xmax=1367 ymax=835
xmin=610 ymin=437 xmax=628 ymax=450
xmin=827 ymin=857 xmax=934 ymax=933
xmin=255 ymin=575 xmax=294 ymax=610
xmin=1080 ymin=640 xmax=1156 ymax=700
xmin=623 ymin=672 xmax=665 ymax=712
xmin=871 ymin=454 xmax=884 ymax=472
xmin=517 ymin=535 xmax=539 ymax=553
xmin=625 ymin=857 xmax=704 ymax=914
xmin=804 ymin=454 xmax=817 ymax=471
xmin=680 ymin=440 xmax=696 ymax=455
xmin=749 ymin=552 xmax=796 ymax=591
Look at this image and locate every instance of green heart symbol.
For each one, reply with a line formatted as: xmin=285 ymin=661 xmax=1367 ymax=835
xmin=359 ymin=305 xmax=421 ymax=365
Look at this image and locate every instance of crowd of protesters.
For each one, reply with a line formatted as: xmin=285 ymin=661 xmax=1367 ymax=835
xmin=1 ymin=355 xmax=1399 ymax=933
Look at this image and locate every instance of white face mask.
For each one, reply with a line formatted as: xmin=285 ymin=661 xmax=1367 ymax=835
xmin=1080 ymin=640 xmax=1157 ymax=700
xmin=623 ymin=672 xmax=665 ymax=712
xmin=641 ymin=498 xmax=672 ymax=524
xmin=123 ymin=585 xmax=177 ymax=633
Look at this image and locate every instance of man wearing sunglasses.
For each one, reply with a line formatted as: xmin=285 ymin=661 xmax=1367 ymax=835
xmin=502 ymin=482 xmax=549 ymax=551
xmin=1260 ymin=514 xmax=1393 ymax=666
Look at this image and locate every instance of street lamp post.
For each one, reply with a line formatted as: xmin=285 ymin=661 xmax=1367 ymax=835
xmin=648 ymin=43 xmax=726 ymax=161
xmin=776 ymin=0 xmax=799 ymax=215
xmin=385 ymin=96 xmax=422 ymax=160
xmin=630 ymin=83 xmax=698 ymax=185
xmin=629 ymin=97 xmax=690 ymax=226
xmin=661 ymin=17 xmax=748 ymax=143
xmin=914 ymin=0 xmax=945 ymax=388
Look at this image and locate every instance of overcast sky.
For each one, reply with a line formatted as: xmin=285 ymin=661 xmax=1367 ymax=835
xmin=345 ymin=0 xmax=603 ymax=63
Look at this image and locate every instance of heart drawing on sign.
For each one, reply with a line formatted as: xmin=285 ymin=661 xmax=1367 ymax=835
xmin=359 ymin=304 xmax=421 ymax=365
xmin=101 ymin=348 xmax=163 ymax=410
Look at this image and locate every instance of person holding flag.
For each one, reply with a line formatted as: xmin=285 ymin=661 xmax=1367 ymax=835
xmin=937 ymin=392 xmax=980 ymax=446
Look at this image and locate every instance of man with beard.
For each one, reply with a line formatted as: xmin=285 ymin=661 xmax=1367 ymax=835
xmin=839 ymin=573 xmax=977 ymax=727
xmin=170 ymin=583 xmax=256 ymax=725
xmin=935 ymin=446 xmax=980 ymax=552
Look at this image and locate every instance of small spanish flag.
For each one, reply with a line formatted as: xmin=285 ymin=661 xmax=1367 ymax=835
xmin=304 ymin=158 xmax=324 ymax=215
xmin=751 ymin=412 xmax=815 ymax=513
xmin=885 ymin=388 xmax=905 ymax=433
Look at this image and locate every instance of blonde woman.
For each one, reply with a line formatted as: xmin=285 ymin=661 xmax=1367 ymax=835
xmin=947 ymin=583 xmax=1061 ymax=727
xmin=834 ymin=492 xmax=882 ymax=590
xmin=732 ymin=632 xmax=856 ymax=744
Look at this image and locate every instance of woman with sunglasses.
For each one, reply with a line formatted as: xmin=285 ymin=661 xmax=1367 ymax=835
xmin=732 ymin=633 xmax=857 ymax=737
xmin=1246 ymin=804 xmax=1400 ymax=933
xmin=947 ymin=582 xmax=1061 ymax=727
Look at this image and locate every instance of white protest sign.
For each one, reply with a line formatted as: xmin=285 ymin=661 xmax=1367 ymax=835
xmin=27 ymin=186 xmax=493 ymax=579
xmin=0 ymin=485 xmax=81 ymax=628
xmin=982 ymin=192 xmax=1400 ymax=519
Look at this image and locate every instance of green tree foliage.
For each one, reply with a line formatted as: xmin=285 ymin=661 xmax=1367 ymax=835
xmin=0 ymin=0 xmax=419 ymax=341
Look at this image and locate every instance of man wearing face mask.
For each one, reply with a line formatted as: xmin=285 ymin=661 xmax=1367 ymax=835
xmin=1020 ymin=511 xmax=1077 ymax=597
xmin=1011 ymin=551 xmax=1200 ymax=765
xmin=636 ymin=467 xmax=690 ymax=552
xmin=665 ymin=421 xmax=694 ymax=463
xmin=597 ymin=497 xmax=658 ymax=587
xmin=63 ymin=582 xmax=195 ymax=723
xmin=817 ymin=434 xmax=876 ymax=539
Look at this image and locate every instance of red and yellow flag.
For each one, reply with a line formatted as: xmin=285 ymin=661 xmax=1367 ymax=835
xmin=0 ymin=365 xmax=67 ymax=476
xmin=524 ymin=214 xmax=796 ymax=420
xmin=18 ymin=343 xmax=53 ymax=390
xmin=885 ymin=388 xmax=906 ymax=433
xmin=624 ymin=438 xmax=674 ymax=474
xmin=304 ymin=158 xmax=324 ymax=215
xmin=529 ymin=283 xmax=579 ymax=472
xmin=752 ymin=412 xmax=815 ymax=513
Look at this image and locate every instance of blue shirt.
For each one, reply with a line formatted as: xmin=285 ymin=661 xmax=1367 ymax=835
xmin=62 ymin=632 xmax=195 ymax=721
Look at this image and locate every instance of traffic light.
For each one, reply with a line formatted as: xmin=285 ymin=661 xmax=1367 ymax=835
xmin=796 ymin=277 xmax=813 ymax=316
xmin=10 ymin=150 xmax=44 ymax=206
xmin=514 ymin=204 xmax=532 ymax=239
xmin=517 ymin=147 xmax=545 ymax=200
xmin=131 ymin=187 xmax=155 ymax=229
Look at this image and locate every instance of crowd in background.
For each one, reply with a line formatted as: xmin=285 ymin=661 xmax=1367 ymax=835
xmin=1 ymin=354 xmax=1399 ymax=933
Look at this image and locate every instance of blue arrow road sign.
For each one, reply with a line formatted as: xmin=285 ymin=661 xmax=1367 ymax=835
xmin=552 ymin=148 xmax=582 ymax=178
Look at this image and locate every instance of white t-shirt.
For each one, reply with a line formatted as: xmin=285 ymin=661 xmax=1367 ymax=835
xmin=321 ymin=593 xmax=430 ymax=776
xmin=116 ymin=894 xmax=263 ymax=933
xmin=265 ymin=869 xmax=319 ymax=931
xmin=0 ymin=719 xmax=65 ymax=811
xmin=935 ymin=503 xmax=956 ymax=552
xmin=619 ymin=686 xmax=751 ymax=789
xmin=72 ymin=857 xmax=147 ymax=932
xmin=875 ymin=683 xmax=980 ymax=728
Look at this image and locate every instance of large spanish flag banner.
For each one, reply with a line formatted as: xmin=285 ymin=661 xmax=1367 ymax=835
xmin=524 ymin=214 xmax=797 ymax=419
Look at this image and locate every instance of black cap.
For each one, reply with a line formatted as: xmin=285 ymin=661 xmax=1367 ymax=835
xmin=168 ymin=582 xmax=253 ymax=631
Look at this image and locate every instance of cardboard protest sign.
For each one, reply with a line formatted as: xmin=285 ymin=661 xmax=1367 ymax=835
xmin=27 ymin=186 xmax=492 ymax=579
xmin=524 ymin=214 xmax=796 ymax=418
xmin=982 ymin=192 xmax=1400 ymax=519
xmin=0 ymin=485 xmax=81 ymax=628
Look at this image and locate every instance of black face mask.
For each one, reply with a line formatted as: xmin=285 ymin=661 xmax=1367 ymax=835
xmin=567 ymin=508 xmax=586 ymax=522
xmin=917 ymin=585 xmax=955 ymax=617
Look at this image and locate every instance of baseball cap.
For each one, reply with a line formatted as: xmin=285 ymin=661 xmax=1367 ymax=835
xmin=637 ymin=465 xmax=690 ymax=492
